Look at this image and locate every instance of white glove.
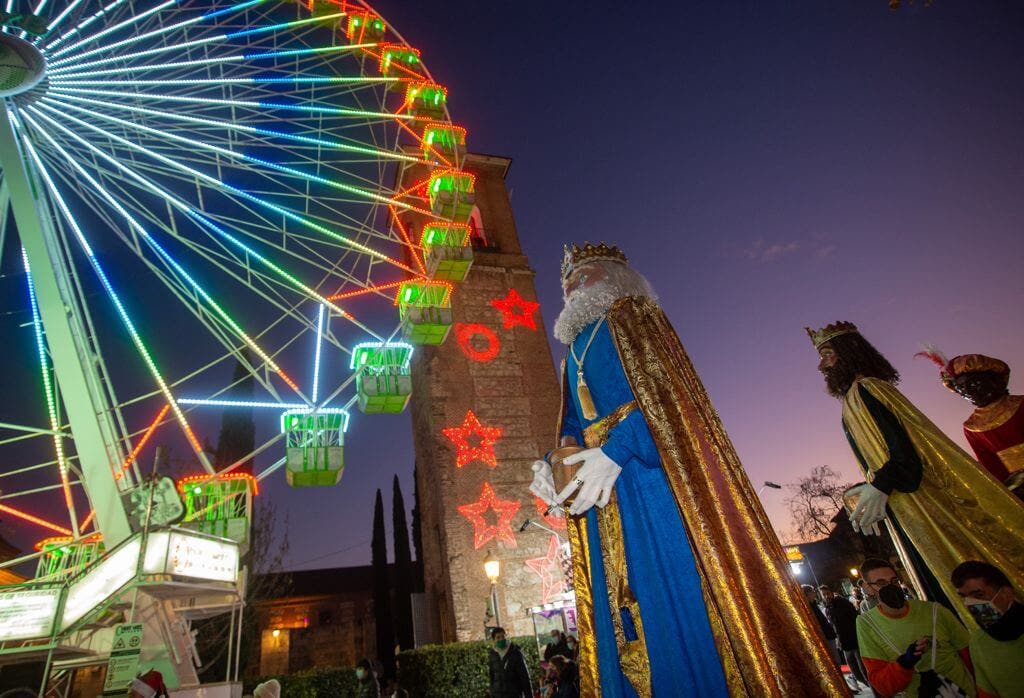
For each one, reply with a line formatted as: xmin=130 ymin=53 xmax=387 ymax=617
xmin=555 ymin=448 xmax=622 ymax=516
xmin=529 ymin=460 xmax=558 ymax=506
xmin=851 ymin=483 xmax=888 ymax=536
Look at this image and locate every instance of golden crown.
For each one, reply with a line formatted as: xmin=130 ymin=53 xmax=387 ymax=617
xmin=805 ymin=321 xmax=859 ymax=349
xmin=561 ymin=242 xmax=628 ymax=280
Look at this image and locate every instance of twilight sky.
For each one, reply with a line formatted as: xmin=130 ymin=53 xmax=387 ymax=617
xmin=3 ymin=2 xmax=1020 ymax=572
xmin=266 ymin=0 xmax=1024 ymax=569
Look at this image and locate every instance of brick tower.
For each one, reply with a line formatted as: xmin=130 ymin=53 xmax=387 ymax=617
xmin=400 ymin=152 xmax=563 ymax=642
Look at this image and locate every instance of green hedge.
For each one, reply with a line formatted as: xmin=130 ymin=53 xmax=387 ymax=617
xmin=398 ymin=636 xmax=541 ymax=698
xmin=244 ymin=666 xmax=358 ymax=697
xmin=246 ymin=636 xmax=541 ymax=697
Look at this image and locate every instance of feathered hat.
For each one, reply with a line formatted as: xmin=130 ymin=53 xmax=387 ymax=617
xmin=915 ymin=345 xmax=1009 ymax=390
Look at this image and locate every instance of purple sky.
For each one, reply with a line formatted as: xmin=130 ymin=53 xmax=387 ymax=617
xmin=266 ymin=0 xmax=1024 ymax=570
xmin=3 ymin=2 xmax=1019 ymax=572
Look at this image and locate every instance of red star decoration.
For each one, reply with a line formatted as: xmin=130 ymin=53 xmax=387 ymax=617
xmin=533 ymin=495 xmax=567 ymax=531
xmin=525 ymin=535 xmax=567 ymax=603
xmin=457 ymin=481 xmax=521 ymax=549
xmin=442 ymin=410 xmax=503 ymax=468
xmin=490 ymin=288 xmax=540 ymax=330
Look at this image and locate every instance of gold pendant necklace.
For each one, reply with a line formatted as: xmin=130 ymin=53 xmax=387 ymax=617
xmin=570 ymin=318 xmax=604 ymax=420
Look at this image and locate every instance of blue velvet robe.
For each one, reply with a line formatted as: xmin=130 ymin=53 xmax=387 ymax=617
xmin=561 ymin=318 xmax=728 ymax=697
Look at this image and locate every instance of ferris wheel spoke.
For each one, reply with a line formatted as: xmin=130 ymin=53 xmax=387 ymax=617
xmin=35 ymin=99 xmax=426 ymax=279
xmin=36 ymin=91 xmax=420 ymax=164
xmin=25 ymin=124 xmax=306 ymax=398
xmin=49 ymin=10 xmax=345 ymax=69
xmin=46 ymin=0 xmax=264 ymax=57
xmin=42 ymin=0 xmax=132 ymax=51
xmin=45 ymin=85 xmax=415 ymax=125
xmin=18 ymin=129 xmax=215 ymax=473
xmin=27 ymin=104 xmax=391 ymax=345
xmin=24 ymin=106 xmax=369 ymax=341
xmin=48 ymin=41 xmax=386 ymax=79
xmin=42 ymin=94 xmax=420 ymax=205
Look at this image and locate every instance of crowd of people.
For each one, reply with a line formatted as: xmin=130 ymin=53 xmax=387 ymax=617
xmin=803 ymin=557 xmax=1022 ymax=698
xmin=486 ymin=626 xmax=580 ymax=698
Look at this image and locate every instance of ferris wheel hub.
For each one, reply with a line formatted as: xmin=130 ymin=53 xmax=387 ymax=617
xmin=0 ymin=33 xmax=46 ymax=98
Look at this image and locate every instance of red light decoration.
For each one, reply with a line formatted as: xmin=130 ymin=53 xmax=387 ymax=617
xmin=442 ymin=410 xmax=503 ymax=468
xmin=525 ymin=535 xmax=567 ymax=603
xmin=454 ymin=323 xmax=500 ymax=363
xmin=490 ymin=288 xmax=540 ymax=330
xmin=177 ymin=471 xmax=260 ymax=496
xmin=457 ymin=481 xmax=521 ymax=549
xmin=533 ymin=495 xmax=567 ymax=531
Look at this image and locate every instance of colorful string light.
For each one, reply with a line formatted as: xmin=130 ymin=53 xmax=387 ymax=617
xmin=490 ymin=288 xmax=541 ymax=331
xmin=454 ymin=323 xmax=500 ymax=363
xmin=525 ymin=535 xmax=568 ymax=604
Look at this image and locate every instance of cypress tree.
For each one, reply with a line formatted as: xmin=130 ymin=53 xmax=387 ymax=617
xmin=411 ymin=462 xmax=425 ymax=590
xmin=392 ymin=475 xmax=414 ymax=650
xmin=371 ymin=489 xmax=395 ymax=673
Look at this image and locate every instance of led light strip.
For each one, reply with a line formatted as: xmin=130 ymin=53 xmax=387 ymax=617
xmin=21 ymin=107 xmax=302 ymax=394
xmin=37 ymin=99 xmax=424 ymax=277
xmin=21 ymin=248 xmax=78 ymax=536
xmin=47 ymin=0 xmax=177 ymax=61
xmin=48 ymin=12 xmax=347 ymax=69
xmin=311 ymin=304 xmax=325 ymax=404
xmin=25 ymin=105 xmax=379 ymax=340
xmin=18 ymin=124 xmax=213 ymax=471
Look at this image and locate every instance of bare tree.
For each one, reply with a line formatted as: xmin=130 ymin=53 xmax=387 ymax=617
xmin=784 ymin=465 xmax=855 ymax=541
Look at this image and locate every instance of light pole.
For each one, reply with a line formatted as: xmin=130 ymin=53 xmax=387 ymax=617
xmin=758 ymin=481 xmax=783 ymax=498
xmin=484 ymin=551 xmax=502 ymax=629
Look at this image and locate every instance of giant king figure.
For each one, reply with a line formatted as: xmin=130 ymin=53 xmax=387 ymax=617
xmin=530 ymin=243 xmax=846 ymax=697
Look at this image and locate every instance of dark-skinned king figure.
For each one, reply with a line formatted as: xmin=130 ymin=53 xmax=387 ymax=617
xmin=530 ymin=243 xmax=846 ymax=697
xmin=808 ymin=321 xmax=1024 ymax=626
xmin=916 ymin=348 xmax=1024 ymax=496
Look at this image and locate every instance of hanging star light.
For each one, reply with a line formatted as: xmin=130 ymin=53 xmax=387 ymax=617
xmin=457 ymin=481 xmax=521 ymax=549
xmin=442 ymin=410 xmax=503 ymax=468
xmin=490 ymin=288 xmax=540 ymax=330
xmin=533 ymin=495 xmax=567 ymax=531
xmin=525 ymin=534 xmax=567 ymax=604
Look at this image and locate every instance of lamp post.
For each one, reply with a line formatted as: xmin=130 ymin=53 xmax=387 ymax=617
xmin=758 ymin=481 xmax=783 ymax=498
xmin=484 ymin=551 xmax=502 ymax=629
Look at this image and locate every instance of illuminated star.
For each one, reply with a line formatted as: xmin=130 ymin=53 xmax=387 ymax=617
xmin=457 ymin=481 xmax=521 ymax=549
xmin=490 ymin=288 xmax=540 ymax=330
xmin=525 ymin=535 xmax=567 ymax=603
xmin=533 ymin=495 xmax=567 ymax=531
xmin=442 ymin=410 xmax=503 ymax=468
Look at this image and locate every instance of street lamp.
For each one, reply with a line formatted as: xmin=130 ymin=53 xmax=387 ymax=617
xmin=484 ymin=551 xmax=501 ymax=628
xmin=758 ymin=481 xmax=783 ymax=498
xmin=850 ymin=568 xmax=859 ymax=578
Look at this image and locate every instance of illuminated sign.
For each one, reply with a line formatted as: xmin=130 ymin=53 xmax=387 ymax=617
xmin=143 ymin=530 xmax=239 ymax=583
xmin=62 ymin=538 xmax=141 ymax=629
xmin=0 ymin=587 xmax=60 ymax=640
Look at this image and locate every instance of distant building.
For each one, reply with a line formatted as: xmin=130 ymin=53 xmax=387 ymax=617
xmin=248 ymin=562 xmax=419 ymax=678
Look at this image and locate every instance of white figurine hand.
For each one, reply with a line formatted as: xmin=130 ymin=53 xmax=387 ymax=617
xmin=529 ymin=460 xmax=558 ymax=506
xmin=555 ymin=448 xmax=623 ymax=516
xmin=851 ymin=484 xmax=888 ymax=535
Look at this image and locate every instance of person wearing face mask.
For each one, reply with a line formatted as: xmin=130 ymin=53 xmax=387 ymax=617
xmin=487 ymin=627 xmax=533 ymax=698
xmin=354 ymin=658 xmax=380 ymax=698
xmin=564 ymin=634 xmax=578 ymax=662
xmin=952 ymin=561 xmax=1024 ymax=698
xmin=543 ymin=628 xmax=570 ymax=662
xmin=856 ymin=558 xmax=974 ymax=697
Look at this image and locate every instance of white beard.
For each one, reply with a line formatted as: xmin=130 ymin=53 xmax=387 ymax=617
xmin=553 ymin=279 xmax=631 ymax=345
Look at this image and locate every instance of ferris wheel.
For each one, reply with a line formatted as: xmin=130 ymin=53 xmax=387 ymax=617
xmin=0 ymin=0 xmax=474 ymax=575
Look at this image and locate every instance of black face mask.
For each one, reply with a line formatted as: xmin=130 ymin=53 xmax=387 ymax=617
xmin=878 ymin=584 xmax=906 ymax=609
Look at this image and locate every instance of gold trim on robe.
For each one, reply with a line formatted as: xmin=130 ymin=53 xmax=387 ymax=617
xmin=964 ymin=394 xmax=1023 ymax=433
xmin=842 ymin=377 xmax=1024 ymax=626
xmin=558 ymin=297 xmax=847 ymax=697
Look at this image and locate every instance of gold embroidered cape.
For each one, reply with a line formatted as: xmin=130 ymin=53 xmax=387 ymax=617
xmin=561 ymin=296 xmax=846 ymax=697
xmin=842 ymin=377 xmax=1024 ymax=624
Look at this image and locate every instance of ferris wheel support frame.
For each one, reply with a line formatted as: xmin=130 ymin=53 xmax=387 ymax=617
xmin=0 ymin=105 xmax=131 ymax=546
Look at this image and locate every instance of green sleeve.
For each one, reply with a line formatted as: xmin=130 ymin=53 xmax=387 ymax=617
xmin=939 ymin=604 xmax=971 ymax=651
xmin=856 ymin=614 xmax=888 ymax=660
